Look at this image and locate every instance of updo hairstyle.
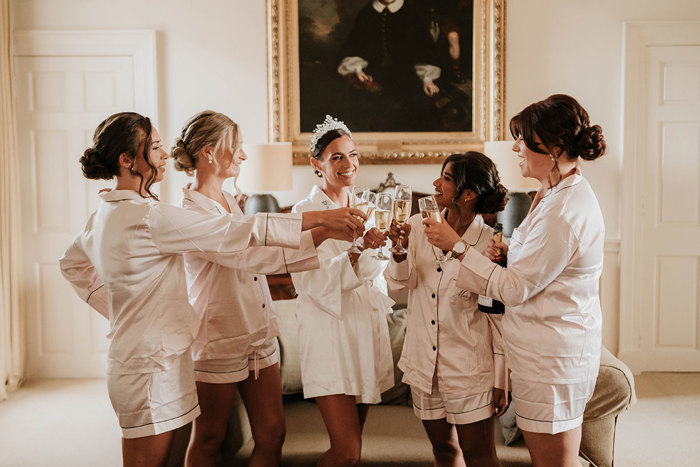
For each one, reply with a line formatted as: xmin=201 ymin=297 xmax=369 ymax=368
xmin=171 ymin=110 xmax=239 ymax=176
xmin=80 ymin=111 xmax=158 ymax=198
xmin=442 ymin=152 xmax=508 ymax=215
xmin=509 ymin=94 xmax=606 ymax=161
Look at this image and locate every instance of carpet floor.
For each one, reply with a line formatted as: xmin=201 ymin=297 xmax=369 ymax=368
xmin=1 ymin=372 xmax=699 ymax=466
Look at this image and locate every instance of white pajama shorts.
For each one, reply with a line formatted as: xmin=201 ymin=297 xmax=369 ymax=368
xmin=411 ymin=385 xmax=495 ymax=425
xmin=107 ymin=352 xmax=200 ymax=439
xmin=193 ymin=339 xmax=279 ymax=384
xmin=511 ymin=377 xmax=597 ymax=434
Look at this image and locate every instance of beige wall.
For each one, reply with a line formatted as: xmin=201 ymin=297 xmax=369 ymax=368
xmin=13 ymin=0 xmax=700 ymax=352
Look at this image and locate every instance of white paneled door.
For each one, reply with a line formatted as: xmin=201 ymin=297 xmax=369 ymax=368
xmin=637 ymin=45 xmax=700 ymax=371
xmin=15 ymin=56 xmax=132 ymax=377
xmin=14 ymin=31 xmax=156 ymax=378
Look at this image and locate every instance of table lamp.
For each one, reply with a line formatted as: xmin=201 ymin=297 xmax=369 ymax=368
xmin=483 ymin=141 xmax=541 ymax=237
xmin=241 ymin=142 xmax=293 ymax=214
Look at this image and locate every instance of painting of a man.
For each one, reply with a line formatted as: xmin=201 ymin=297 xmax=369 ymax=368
xmin=298 ymin=0 xmax=473 ymax=134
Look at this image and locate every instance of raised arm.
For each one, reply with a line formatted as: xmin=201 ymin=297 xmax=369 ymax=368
xmin=149 ymin=203 xmax=306 ymax=254
xmin=456 ymin=215 xmax=578 ymax=307
xmin=191 ymin=230 xmax=320 ymax=274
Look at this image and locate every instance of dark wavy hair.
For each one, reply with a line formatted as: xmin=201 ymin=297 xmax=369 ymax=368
xmin=442 ymin=152 xmax=508 ymax=214
xmin=80 ymin=112 xmax=158 ymax=198
xmin=509 ymin=94 xmax=606 ymax=162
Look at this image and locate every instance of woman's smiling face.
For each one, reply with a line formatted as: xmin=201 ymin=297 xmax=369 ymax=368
xmin=433 ymin=161 xmax=460 ymax=208
xmin=313 ymin=135 xmax=359 ymax=189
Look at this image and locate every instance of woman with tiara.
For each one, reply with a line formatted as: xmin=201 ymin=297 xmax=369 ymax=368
xmin=291 ymin=115 xmax=395 ymax=466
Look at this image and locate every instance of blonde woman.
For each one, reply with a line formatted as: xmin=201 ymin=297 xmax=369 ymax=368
xmin=172 ymin=111 xmax=362 ymax=467
xmin=291 ymin=115 xmax=394 ymax=467
xmin=60 ymin=112 xmax=364 ymax=467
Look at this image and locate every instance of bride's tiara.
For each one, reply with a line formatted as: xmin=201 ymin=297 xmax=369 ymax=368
xmin=310 ymin=115 xmax=352 ymax=152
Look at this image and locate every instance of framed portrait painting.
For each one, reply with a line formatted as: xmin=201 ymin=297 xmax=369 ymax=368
xmin=266 ymin=0 xmax=506 ymax=164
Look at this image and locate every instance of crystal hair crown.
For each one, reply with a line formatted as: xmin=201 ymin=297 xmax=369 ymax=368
xmin=310 ymin=115 xmax=352 ymax=152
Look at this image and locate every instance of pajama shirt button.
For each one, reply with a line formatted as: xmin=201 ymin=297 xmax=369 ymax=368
xmin=431 ymin=293 xmax=436 ymax=299
xmin=431 ymin=320 xmax=436 ymax=325
xmin=432 ymin=346 xmax=436 ymax=351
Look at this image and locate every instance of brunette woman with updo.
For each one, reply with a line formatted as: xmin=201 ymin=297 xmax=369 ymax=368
xmin=59 ymin=112 xmax=365 ymax=467
xmin=171 ymin=110 xmax=356 ymax=467
xmin=291 ymin=115 xmax=395 ymax=467
xmin=385 ymin=152 xmax=509 ymax=467
xmin=423 ymin=95 xmax=606 ymax=467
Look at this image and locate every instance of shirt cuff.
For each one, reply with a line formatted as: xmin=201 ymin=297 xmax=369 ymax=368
xmin=388 ymin=256 xmax=411 ymax=281
xmin=493 ymin=353 xmax=508 ymax=391
xmin=264 ymin=213 xmax=303 ymax=248
xmin=284 ymin=230 xmax=321 ymax=273
xmin=456 ymin=247 xmax=498 ymax=294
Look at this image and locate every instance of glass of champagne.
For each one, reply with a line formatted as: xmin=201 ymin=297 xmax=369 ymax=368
xmin=349 ymin=186 xmax=372 ymax=254
xmin=372 ymin=192 xmax=394 ymax=261
xmin=418 ymin=195 xmax=449 ymax=264
xmin=390 ymin=185 xmax=412 ymax=255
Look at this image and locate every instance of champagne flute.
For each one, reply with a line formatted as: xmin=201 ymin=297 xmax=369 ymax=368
xmin=372 ymin=192 xmax=394 ymax=261
xmin=418 ymin=195 xmax=449 ymax=264
xmin=390 ymin=184 xmax=412 ymax=254
xmin=349 ymin=185 xmax=371 ymax=254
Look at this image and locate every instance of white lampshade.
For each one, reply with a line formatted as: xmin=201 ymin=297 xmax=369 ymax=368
xmin=483 ymin=141 xmax=540 ymax=192
xmin=241 ymin=143 xmax=293 ymax=192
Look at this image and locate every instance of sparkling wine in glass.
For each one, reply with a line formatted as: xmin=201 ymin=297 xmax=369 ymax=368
xmin=372 ymin=192 xmax=394 ymax=261
xmin=390 ymin=185 xmax=412 ymax=254
xmin=349 ymin=186 xmax=371 ymax=254
xmin=418 ymin=195 xmax=449 ymax=264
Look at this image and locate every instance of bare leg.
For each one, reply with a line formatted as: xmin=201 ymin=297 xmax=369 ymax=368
xmin=356 ymin=403 xmax=369 ymax=432
xmin=184 ymin=382 xmax=238 ymax=467
xmin=122 ymin=430 xmax=175 ymax=467
xmin=455 ymin=417 xmax=501 ymax=467
xmin=237 ymin=364 xmax=286 ymax=467
xmin=522 ymin=426 xmax=582 ymax=467
xmin=421 ymin=419 xmax=466 ymax=467
xmin=315 ymin=394 xmax=364 ymax=467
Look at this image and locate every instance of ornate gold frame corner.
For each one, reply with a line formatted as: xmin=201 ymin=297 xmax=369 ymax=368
xmin=266 ymin=0 xmax=506 ymax=165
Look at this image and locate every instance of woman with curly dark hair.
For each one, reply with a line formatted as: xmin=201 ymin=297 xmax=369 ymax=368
xmin=385 ymin=152 xmax=509 ymax=466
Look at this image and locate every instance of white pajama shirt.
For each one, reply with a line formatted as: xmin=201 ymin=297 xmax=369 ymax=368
xmin=181 ymin=187 xmax=320 ymax=382
xmin=291 ymin=185 xmax=395 ymax=404
xmin=59 ymin=189 xmax=304 ymax=437
xmin=384 ymin=214 xmax=506 ymax=412
xmin=455 ymin=170 xmax=604 ymax=432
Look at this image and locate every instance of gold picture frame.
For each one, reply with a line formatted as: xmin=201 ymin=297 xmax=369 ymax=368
xmin=266 ymin=0 xmax=506 ymax=165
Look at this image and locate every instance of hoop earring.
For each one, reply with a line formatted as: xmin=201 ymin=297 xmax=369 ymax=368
xmin=314 ymin=169 xmax=322 ymax=178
